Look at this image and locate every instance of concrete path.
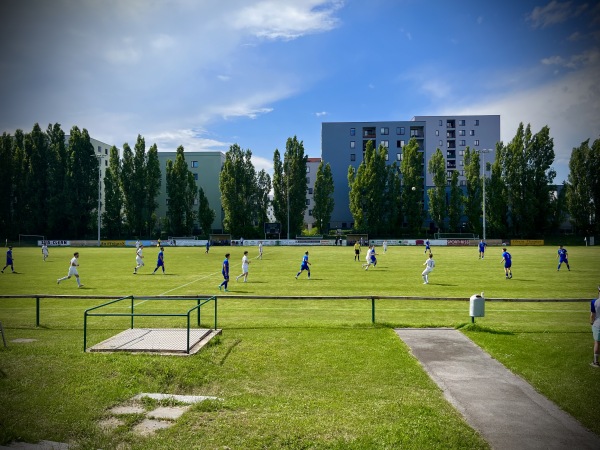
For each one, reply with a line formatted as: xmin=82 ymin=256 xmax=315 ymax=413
xmin=395 ymin=328 xmax=599 ymax=450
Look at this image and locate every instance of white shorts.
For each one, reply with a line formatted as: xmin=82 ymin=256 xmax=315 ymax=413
xmin=136 ymin=257 xmax=144 ymax=266
xmin=68 ymin=266 xmax=79 ymax=277
xmin=593 ymin=325 xmax=600 ymax=342
xmin=242 ymin=264 xmax=249 ymax=272
xmin=422 ymin=267 xmax=433 ymax=276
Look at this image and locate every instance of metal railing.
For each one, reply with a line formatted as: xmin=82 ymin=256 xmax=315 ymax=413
xmin=83 ymin=295 xmax=217 ymax=353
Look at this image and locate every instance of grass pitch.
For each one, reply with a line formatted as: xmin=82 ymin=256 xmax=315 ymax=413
xmin=0 ymin=244 xmax=598 ymax=448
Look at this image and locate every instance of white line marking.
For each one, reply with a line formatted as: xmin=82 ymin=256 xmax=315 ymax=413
xmin=157 ymin=272 xmax=219 ymax=296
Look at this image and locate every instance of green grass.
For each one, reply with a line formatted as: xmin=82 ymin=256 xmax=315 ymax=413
xmin=0 ymin=245 xmax=598 ymax=448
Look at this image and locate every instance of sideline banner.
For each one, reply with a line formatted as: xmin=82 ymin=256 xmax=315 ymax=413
xmin=100 ymin=240 xmax=125 ymax=247
xmin=511 ymin=239 xmax=544 ymax=246
xmin=39 ymin=240 xmax=70 ymax=246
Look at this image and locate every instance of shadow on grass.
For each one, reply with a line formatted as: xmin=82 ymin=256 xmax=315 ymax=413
xmin=456 ymin=323 xmax=515 ymax=335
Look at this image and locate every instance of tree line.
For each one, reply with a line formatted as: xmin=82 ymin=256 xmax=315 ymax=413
xmin=1 ymin=122 xmax=597 ymax=240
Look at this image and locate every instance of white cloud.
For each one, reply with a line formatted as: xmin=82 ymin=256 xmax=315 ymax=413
xmin=527 ymin=1 xmax=588 ymax=29
xmin=231 ymin=0 xmax=343 ymax=40
xmin=315 ymin=111 xmax=327 ymax=117
xmin=541 ymin=48 xmax=599 ymax=69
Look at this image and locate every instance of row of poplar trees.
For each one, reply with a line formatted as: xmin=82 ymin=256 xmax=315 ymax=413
xmin=0 ymin=123 xmax=216 ymax=239
xmin=219 ymin=136 xmax=335 ymax=239
xmin=348 ymin=123 xmax=599 ymax=238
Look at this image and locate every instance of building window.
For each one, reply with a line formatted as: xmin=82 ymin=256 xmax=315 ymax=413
xmin=381 ymin=127 xmax=389 ymax=135
xmin=396 ymin=153 xmax=402 ymax=161
xmin=350 ymin=128 xmax=355 ymax=136
xmin=460 ymin=180 xmax=466 ymax=186
xmin=459 ymin=119 xmax=465 ymax=126
xmin=193 ymin=173 xmax=198 ymax=180
xmin=439 ymin=140 xmax=443 ymax=146
xmin=308 ymin=209 xmax=313 ymax=216
xmin=396 ymin=140 xmax=405 ymax=148
xmin=447 ymin=170 xmax=454 ymax=177
xmin=105 ymin=160 xmax=108 ymax=166
xmin=435 ymin=130 xmax=439 ymax=136
xmin=381 ymin=140 xmax=389 ymax=148
xmin=192 ymin=161 xmax=199 ymax=168
xmin=98 ymin=145 xmax=101 ymax=153
xmin=459 ymin=160 xmax=464 ymax=166
xmin=474 ymin=140 xmax=480 ymax=146
xmin=306 ymin=177 xmax=310 ymax=184
xmin=460 ymin=140 xmax=466 ymax=146
xmin=438 ymin=120 xmax=443 ymax=126
xmin=470 ymin=130 xmax=475 ymax=136
xmin=459 ymin=150 xmax=465 ymax=156
xmin=459 ymin=130 xmax=465 ymax=136
xmin=460 ymin=170 xmax=465 ymax=176
xmin=350 ymin=141 xmax=355 ymax=149
xmin=105 ymin=148 xmax=108 ymax=155
xmin=447 ymin=150 xmax=456 ymax=159
xmin=306 ymin=166 xmax=310 ymax=173
xmin=308 ymin=188 xmax=313 ymax=194
xmin=385 ymin=153 xmax=389 ymax=161
xmin=363 ymin=127 xmax=376 ymax=138
xmin=306 ymin=199 xmax=310 ymax=206
xmin=475 ymin=119 xmax=480 ymax=126
xmin=166 ymin=198 xmax=170 ymax=205
xmin=447 ymin=160 xmax=456 ymax=169
xmin=350 ymin=154 xmax=356 ymax=161
xmin=397 ymin=127 xmax=405 ymax=135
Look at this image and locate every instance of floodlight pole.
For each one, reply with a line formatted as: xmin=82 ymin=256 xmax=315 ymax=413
xmin=287 ymin=171 xmax=290 ymax=241
xmin=477 ymin=149 xmax=493 ymax=241
xmin=96 ymin=155 xmax=105 ymax=246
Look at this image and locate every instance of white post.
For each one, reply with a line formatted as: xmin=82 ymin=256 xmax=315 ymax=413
xmin=96 ymin=155 xmax=104 ymax=246
xmin=478 ymin=149 xmax=492 ymax=241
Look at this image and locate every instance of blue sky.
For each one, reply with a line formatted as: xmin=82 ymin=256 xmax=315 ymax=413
xmin=0 ymin=0 xmax=598 ymax=183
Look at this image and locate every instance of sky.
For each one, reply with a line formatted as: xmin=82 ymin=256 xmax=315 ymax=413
xmin=0 ymin=0 xmax=598 ymax=184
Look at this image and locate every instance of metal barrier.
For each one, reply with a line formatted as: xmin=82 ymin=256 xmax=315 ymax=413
xmin=83 ymin=295 xmax=218 ymax=353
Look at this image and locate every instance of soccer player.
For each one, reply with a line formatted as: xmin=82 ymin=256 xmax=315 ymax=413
xmin=258 ymin=241 xmax=263 ymax=260
xmin=354 ymin=241 xmax=361 ymax=261
xmin=295 ymin=251 xmax=311 ymax=279
xmin=557 ymin=245 xmax=570 ymax=271
xmin=590 ymin=286 xmax=600 ymax=368
xmin=57 ymin=252 xmax=83 ymax=288
xmin=501 ymin=248 xmax=512 ymax=279
xmin=135 ymin=239 xmax=141 ymax=249
xmin=383 ymin=240 xmax=388 ymax=253
xmin=42 ymin=243 xmax=49 ymax=261
xmin=424 ymin=239 xmax=431 ymax=254
xmin=205 ymin=241 xmax=210 ymax=254
xmin=236 ymin=251 xmax=250 ymax=282
xmin=422 ymin=253 xmax=435 ymax=284
xmin=152 ymin=247 xmax=165 ymax=274
xmin=134 ymin=244 xmax=144 ymax=274
xmin=1 ymin=246 xmax=14 ymax=273
xmin=362 ymin=245 xmax=377 ymax=270
xmin=478 ymin=240 xmax=487 ymax=259
xmin=218 ymin=253 xmax=230 ymax=291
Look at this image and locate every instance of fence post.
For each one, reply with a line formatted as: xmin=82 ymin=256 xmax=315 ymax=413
xmin=371 ymin=297 xmax=375 ymax=324
xmin=83 ymin=312 xmax=87 ymax=352
xmin=36 ymin=296 xmax=40 ymax=327
xmin=197 ymin=298 xmax=201 ymax=327
xmin=130 ymin=296 xmax=134 ymax=329
xmin=214 ymin=297 xmax=218 ymax=330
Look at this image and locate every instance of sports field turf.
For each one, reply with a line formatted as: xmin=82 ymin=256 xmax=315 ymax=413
xmin=0 ymin=245 xmax=598 ymax=448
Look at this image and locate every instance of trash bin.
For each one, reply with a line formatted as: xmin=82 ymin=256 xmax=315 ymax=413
xmin=469 ymin=293 xmax=485 ymax=323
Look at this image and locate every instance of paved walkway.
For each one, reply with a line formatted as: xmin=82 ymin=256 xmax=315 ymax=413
xmin=395 ymin=328 xmax=599 ymax=450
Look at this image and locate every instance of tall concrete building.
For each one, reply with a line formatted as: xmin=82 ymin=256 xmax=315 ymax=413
xmin=304 ymin=157 xmax=321 ymax=230
xmin=321 ymin=115 xmax=500 ymax=228
xmin=155 ymin=151 xmax=225 ymax=233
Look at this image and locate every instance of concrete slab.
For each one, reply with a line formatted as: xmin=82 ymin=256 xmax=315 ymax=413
xmin=395 ymin=328 xmax=599 ymax=450
xmin=133 ymin=393 xmax=221 ymax=404
xmin=147 ymin=406 xmax=189 ymax=420
xmin=132 ymin=419 xmax=172 ymax=436
xmin=87 ymin=328 xmax=221 ymax=355
xmin=109 ymin=405 xmax=145 ymax=415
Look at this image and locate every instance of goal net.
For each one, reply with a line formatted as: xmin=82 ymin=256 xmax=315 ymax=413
xmin=18 ymin=234 xmax=45 ymax=246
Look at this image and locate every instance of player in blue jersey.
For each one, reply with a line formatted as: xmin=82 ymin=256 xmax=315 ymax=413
xmin=556 ymin=245 xmax=570 ymax=271
xmin=295 ymin=251 xmax=311 ymax=279
xmin=500 ymin=248 xmax=512 ymax=279
xmin=591 ymin=286 xmax=600 ymax=368
xmin=152 ymin=247 xmax=165 ymax=274
xmin=1 ymin=246 xmax=14 ymax=273
xmin=424 ymin=239 xmax=431 ymax=254
xmin=218 ymin=253 xmax=230 ymax=291
xmin=478 ymin=240 xmax=487 ymax=259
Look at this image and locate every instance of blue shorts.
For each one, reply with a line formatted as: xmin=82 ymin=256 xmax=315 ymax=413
xmin=300 ymin=263 xmax=309 ymax=271
xmin=504 ymin=262 xmax=512 ymax=268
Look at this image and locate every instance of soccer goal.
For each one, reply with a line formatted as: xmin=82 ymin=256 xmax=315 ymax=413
xmin=18 ymin=234 xmax=45 ymax=247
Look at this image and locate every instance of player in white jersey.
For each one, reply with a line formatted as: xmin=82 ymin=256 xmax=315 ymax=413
xmin=422 ymin=253 xmax=435 ymax=284
xmin=57 ymin=252 xmax=83 ymax=288
xmin=258 ymin=242 xmax=263 ymax=260
xmin=362 ymin=245 xmax=377 ymax=270
xmin=134 ymin=244 xmax=144 ymax=274
xmin=236 ymin=251 xmax=250 ymax=282
xmin=41 ymin=243 xmax=49 ymax=261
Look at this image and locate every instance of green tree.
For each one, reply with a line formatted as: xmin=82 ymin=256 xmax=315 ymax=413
xmin=219 ymin=144 xmax=258 ymax=237
xmin=120 ymin=143 xmax=136 ymax=235
xmin=486 ymin=144 xmax=508 ymax=238
xmin=102 ymin=146 xmax=123 ymax=238
xmin=313 ymin=161 xmax=334 ymax=233
xmin=463 ymin=147 xmax=482 ymax=235
xmin=272 ymin=149 xmax=286 ymax=235
xmin=427 ymin=148 xmax=446 ymax=231
xmin=46 ymin=123 xmax=70 ymax=238
xmin=0 ymin=133 xmax=15 ymax=236
xmin=400 ymin=137 xmax=424 ymax=234
xmin=566 ymin=139 xmax=597 ymax=235
xmin=66 ymin=127 xmax=98 ymax=238
xmin=166 ymin=146 xmax=196 ymax=236
xmin=527 ymin=126 xmax=556 ymax=235
xmin=254 ymin=169 xmax=272 ymax=233
xmin=284 ymin=136 xmax=308 ymax=238
xmin=145 ymin=143 xmax=162 ymax=237
xmin=448 ymin=170 xmax=462 ymax=232
xmin=198 ymin=187 xmax=215 ymax=237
